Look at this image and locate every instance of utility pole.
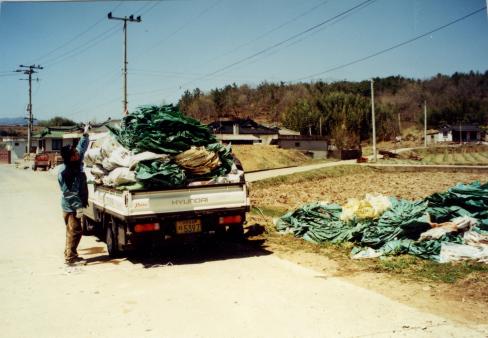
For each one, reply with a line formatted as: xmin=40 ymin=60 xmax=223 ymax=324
xmin=370 ymin=79 xmax=377 ymax=162
xmin=108 ymin=12 xmax=141 ymax=116
xmin=16 ymin=64 xmax=43 ymax=155
xmin=319 ymin=116 xmax=322 ymax=137
xmin=398 ymin=113 xmax=401 ymax=138
xmin=459 ymin=121 xmax=462 ymax=145
xmin=424 ymin=100 xmax=427 ymax=147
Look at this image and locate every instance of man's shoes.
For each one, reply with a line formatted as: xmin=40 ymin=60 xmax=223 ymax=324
xmin=65 ymin=256 xmax=85 ymax=266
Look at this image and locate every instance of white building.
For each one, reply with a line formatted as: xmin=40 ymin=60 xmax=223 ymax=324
xmin=427 ymin=124 xmax=482 ymax=144
xmin=1 ymin=137 xmax=28 ymax=161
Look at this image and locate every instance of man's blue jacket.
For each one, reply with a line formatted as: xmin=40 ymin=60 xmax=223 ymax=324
xmin=57 ymin=134 xmax=89 ymax=213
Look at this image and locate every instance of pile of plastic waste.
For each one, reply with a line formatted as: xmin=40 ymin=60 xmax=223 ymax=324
xmin=84 ymin=105 xmax=242 ymax=190
xmin=275 ymin=181 xmax=488 ymax=263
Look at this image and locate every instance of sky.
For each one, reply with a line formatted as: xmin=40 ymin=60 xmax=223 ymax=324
xmin=0 ymin=0 xmax=487 ymax=123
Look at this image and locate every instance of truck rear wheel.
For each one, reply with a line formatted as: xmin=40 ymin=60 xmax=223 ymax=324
xmin=81 ymin=215 xmax=92 ymax=236
xmin=106 ymin=218 xmax=120 ymax=258
xmin=228 ymin=224 xmax=244 ymax=241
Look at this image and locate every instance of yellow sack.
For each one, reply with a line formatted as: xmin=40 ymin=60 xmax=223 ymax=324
xmin=175 ymin=146 xmax=221 ymax=175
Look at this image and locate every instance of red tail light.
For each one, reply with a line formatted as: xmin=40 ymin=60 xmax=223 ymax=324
xmin=134 ymin=223 xmax=160 ymax=233
xmin=219 ymin=215 xmax=242 ymax=225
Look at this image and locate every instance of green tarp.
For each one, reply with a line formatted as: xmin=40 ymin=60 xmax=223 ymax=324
xmin=107 ymin=105 xmax=217 ymax=154
xmin=276 ymin=181 xmax=488 ymax=261
xmin=106 ymin=105 xmax=235 ymax=188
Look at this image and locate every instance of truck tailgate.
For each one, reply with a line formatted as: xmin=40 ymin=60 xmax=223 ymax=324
xmin=92 ymin=184 xmax=249 ymax=217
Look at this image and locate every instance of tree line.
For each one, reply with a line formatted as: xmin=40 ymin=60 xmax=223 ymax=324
xmin=178 ymin=71 xmax=488 ymax=148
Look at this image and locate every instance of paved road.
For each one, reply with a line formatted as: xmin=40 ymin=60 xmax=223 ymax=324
xmin=1 ymin=165 xmax=487 ymax=338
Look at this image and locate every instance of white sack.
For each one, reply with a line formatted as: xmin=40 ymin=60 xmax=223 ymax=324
xmin=439 ymin=242 xmax=488 ymax=264
xmin=463 ymin=231 xmax=488 ymax=247
xmin=128 ymin=151 xmax=168 ymax=170
xmin=107 ymin=146 xmax=132 ymax=168
xmin=84 ymin=148 xmax=102 ymax=167
xmin=351 ymin=247 xmax=382 ymax=260
xmin=102 ymin=167 xmax=136 ymax=187
xmin=451 ymin=216 xmax=478 ymax=230
xmin=90 ymin=164 xmax=107 ymax=178
xmin=102 ymin=157 xmax=117 ymax=171
xmin=419 ymin=226 xmax=455 ymax=241
xmin=100 ymin=133 xmax=121 ymax=158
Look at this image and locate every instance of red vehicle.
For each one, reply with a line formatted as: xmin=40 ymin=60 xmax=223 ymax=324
xmin=32 ymin=152 xmax=62 ymax=171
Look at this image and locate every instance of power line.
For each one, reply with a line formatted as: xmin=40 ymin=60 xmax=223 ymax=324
xmin=295 ymin=6 xmax=487 ymax=81
xmin=58 ymin=69 xmax=121 ymax=119
xmin=196 ymin=0 xmax=330 ymax=68
xmin=36 ymin=0 xmax=156 ymax=68
xmin=42 ymin=25 xmax=120 ymax=67
xmin=126 ymin=1 xmax=374 ymax=101
xmin=31 ymin=1 xmax=124 ymax=64
xmin=0 ymin=72 xmax=19 ymax=77
xmin=136 ymin=0 xmax=222 ymax=58
xmin=179 ymin=0 xmax=375 ymax=87
xmin=205 ymin=2 xmax=374 ymax=81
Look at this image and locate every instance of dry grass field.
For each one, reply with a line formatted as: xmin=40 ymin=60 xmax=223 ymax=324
xmin=246 ymin=165 xmax=488 ymax=324
xmin=232 ymin=144 xmax=315 ymax=171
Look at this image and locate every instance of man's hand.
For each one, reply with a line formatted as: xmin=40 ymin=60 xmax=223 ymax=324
xmin=76 ymin=208 xmax=83 ymax=219
xmin=83 ymin=124 xmax=90 ymax=135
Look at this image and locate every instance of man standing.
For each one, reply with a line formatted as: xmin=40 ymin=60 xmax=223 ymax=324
xmin=58 ymin=125 xmax=89 ymax=265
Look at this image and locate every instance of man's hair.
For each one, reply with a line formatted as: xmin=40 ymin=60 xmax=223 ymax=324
xmin=60 ymin=145 xmax=74 ymax=165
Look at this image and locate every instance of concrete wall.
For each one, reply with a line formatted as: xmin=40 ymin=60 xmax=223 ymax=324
xmin=3 ymin=139 xmax=27 ymax=160
xmin=278 ymin=139 xmax=328 ymax=151
xmin=10 ymin=141 xmax=26 ymax=161
xmin=434 ymin=132 xmax=452 ymax=143
xmin=257 ymin=134 xmax=278 ymax=145
xmin=432 ymin=131 xmax=481 ymax=143
xmin=43 ymin=138 xmax=77 ymax=152
xmin=309 ymin=151 xmax=328 ymax=159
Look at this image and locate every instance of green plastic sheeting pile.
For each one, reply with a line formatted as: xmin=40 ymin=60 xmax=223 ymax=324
xmin=426 ymin=181 xmax=488 ymax=231
xmin=276 ymin=181 xmax=488 ymax=261
xmin=108 ymin=105 xmax=217 ymax=154
xmin=107 ymin=105 xmax=234 ymax=188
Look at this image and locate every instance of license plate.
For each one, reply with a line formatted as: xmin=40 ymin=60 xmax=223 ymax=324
xmin=175 ymin=219 xmax=202 ymax=234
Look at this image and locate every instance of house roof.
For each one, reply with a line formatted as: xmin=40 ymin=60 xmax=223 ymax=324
xmin=439 ymin=124 xmax=481 ymax=132
xmin=277 ymin=135 xmax=329 ymax=141
xmin=215 ymin=134 xmax=261 ymax=141
xmin=208 ymin=118 xmax=277 ymax=135
xmin=33 ymin=126 xmax=81 ymax=139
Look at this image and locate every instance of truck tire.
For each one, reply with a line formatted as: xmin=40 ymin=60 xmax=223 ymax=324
xmin=228 ymin=224 xmax=244 ymax=241
xmin=81 ymin=216 xmax=94 ymax=236
xmin=106 ymin=218 xmax=120 ymax=258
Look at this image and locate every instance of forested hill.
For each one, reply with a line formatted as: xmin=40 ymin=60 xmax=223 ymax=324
xmin=178 ymin=71 xmax=488 ymax=145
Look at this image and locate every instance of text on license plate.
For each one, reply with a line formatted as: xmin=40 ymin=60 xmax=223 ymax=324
xmin=175 ymin=219 xmax=202 ymax=234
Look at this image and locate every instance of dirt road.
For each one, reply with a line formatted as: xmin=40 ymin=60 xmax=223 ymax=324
xmin=245 ymin=160 xmax=356 ymax=182
xmin=1 ymin=165 xmax=487 ymax=338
